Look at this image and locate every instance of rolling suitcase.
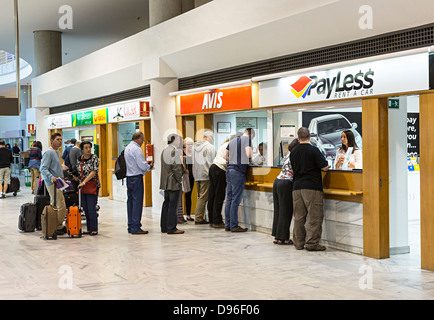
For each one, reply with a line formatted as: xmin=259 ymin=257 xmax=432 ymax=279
xmin=18 ymin=203 xmax=37 ymax=232
xmin=6 ymin=176 xmax=20 ymax=196
xmin=35 ymin=183 xmax=50 ymax=230
xmin=41 ymin=188 xmax=58 ymax=240
xmin=66 ymin=189 xmax=82 ymax=238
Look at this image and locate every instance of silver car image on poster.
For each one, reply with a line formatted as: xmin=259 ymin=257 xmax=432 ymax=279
xmin=304 ymin=113 xmax=363 ymax=160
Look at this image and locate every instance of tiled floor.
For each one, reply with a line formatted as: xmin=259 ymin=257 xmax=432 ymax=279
xmin=1 ymin=181 xmax=434 ymax=300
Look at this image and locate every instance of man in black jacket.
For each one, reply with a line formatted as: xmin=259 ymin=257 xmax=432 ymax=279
xmin=0 ymin=140 xmax=13 ymax=198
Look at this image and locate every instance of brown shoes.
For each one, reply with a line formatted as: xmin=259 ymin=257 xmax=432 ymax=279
xmin=131 ymin=229 xmax=149 ymax=235
xmin=306 ymin=245 xmax=326 ymax=251
xmin=231 ymin=226 xmax=248 ymax=232
xmin=168 ymin=229 xmax=184 ymax=235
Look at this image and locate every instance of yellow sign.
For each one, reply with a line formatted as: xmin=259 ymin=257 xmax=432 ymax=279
xmin=93 ymin=109 xmax=108 ymax=124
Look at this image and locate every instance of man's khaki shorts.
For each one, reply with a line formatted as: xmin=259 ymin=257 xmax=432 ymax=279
xmin=0 ymin=167 xmax=11 ymax=185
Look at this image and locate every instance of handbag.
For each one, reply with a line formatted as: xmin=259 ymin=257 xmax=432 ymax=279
xmin=80 ymin=157 xmax=98 ymax=195
xmin=182 ymin=173 xmax=191 ymax=193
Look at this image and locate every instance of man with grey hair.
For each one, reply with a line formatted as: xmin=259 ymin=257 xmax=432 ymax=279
xmin=290 ymin=127 xmax=329 ymax=251
xmin=124 ymin=131 xmax=153 ymax=235
xmin=192 ymin=130 xmax=216 ymax=224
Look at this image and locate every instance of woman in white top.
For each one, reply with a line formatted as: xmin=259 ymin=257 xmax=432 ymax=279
xmin=334 ymin=130 xmax=362 ymax=170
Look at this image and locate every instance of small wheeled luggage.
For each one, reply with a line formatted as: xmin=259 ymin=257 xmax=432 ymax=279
xmin=18 ymin=203 xmax=37 ymax=232
xmin=35 ymin=183 xmax=50 ymax=230
xmin=41 ymin=188 xmax=58 ymax=240
xmin=6 ymin=176 xmax=20 ymax=196
xmin=66 ymin=189 xmax=82 ymax=238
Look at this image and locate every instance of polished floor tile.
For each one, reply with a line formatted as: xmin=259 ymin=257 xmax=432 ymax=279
xmin=1 ymin=182 xmax=434 ymax=300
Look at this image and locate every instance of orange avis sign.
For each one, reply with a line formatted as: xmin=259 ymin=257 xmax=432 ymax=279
xmin=180 ymin=84 xmax=252 ymax=115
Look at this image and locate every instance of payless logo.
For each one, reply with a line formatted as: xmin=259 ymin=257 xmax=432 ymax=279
xmin=290 ymin=76 xmax=314 ymax=99
xmin=290 ymin=69 xmax=375 ymax=99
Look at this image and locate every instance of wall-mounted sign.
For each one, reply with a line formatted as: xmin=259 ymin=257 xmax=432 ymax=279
xmin=28 ymin=124 xmax=35 ymax=134
xmin=93 ymin=108 xmax=108 ymax=124
xmin=259 ymin=53 xmax=429 ymax=107
xmin=108 ymin=101 xmax=150 ymax=123
xmin=407 ymin=113 xmax=419 ymax=157
xmin=72 ymin=111 xmax=93 ymax=127
xmin=47 ymin=114 xmax=72 ymax=129
xmin=179 ymin=84 xmax=252 ymax=115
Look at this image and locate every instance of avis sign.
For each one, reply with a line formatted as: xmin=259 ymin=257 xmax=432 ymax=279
xmin=179 ymin=84 xmax=252 ymax=115
xmin=259 ymin=53 xmax=429 ymax=107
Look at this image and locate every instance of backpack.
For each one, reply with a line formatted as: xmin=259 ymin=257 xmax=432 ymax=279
xmin=115 ymin=150 xmax=127 ymax=180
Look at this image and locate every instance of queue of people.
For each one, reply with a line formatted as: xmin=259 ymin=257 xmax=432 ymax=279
xmin=12 ymin=125 xmax=360 ymax=250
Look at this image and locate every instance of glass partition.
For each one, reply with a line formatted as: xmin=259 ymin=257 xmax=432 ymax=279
xmin=117 ymin=121 xmax=139 ymax=153
xmin=213 ymin=110 xmax=268 ymax=165
xmin=272 ymin=101 xmax=363 ymax=170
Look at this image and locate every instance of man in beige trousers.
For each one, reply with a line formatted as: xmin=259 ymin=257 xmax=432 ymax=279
xmin=290 ymin=127 xmax=329 ymax=251
xmin=192 ymin=131 xmax=216 ymax=224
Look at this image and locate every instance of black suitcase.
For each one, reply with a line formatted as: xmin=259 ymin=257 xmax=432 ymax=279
xmin=18 ymin=203 xmax=37 ymax=232
xmin=35 ymin=190 xmax=50 ymax=231
xmin=64 ymin=190 xmax=78 ymax=209
xmin=6 ymin=176 xmax=20 ymax=196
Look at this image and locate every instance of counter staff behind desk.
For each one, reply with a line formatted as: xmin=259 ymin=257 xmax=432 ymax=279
xmin=334 ymin=130 xmax=362 ymax=170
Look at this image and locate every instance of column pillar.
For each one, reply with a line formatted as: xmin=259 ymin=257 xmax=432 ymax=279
xmin=362 ymin=97 xmax=389 ymax=259
xmin=195 ymin=0 xmax=212 ymax=7
xmin=150 ymin=78 xmax=179 ymax=213
xmin=33 ymin=30 xmax=62 ymax=77
xmin=149 ymin=0 xmax=182 ymax=27
xmin=420 ymin=93 xmax=434 ymax=271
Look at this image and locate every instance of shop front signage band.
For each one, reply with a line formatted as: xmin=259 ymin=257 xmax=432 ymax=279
xmin=259 ymin=53 xmax=429 ymax=107
xmin=179 ymin=84 xmax=252 ymax=115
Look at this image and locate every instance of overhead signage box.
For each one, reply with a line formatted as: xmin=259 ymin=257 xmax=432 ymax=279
xmin=179 ymin=84 xmax=252 ymax=115
xmin=46 ymin=100 xmax=150 ymax=129
xmin=47 ymin=114 xmax=72 ymax=129
xmin=108 ymin=101 xmax=150 ymax=123
xmin=259 ymin=53 xmax=429 ymax=107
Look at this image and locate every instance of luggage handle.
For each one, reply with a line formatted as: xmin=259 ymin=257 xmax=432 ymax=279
xmin=78 ymin=187 xmax=82 ymax=212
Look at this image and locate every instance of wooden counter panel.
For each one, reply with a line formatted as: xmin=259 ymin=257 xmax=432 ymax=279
xmin=245 ymin=166 xmax=363 ymax=202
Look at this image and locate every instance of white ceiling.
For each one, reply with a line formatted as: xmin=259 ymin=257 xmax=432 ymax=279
xmin=0 ymin=0 xmax=149 ymax=97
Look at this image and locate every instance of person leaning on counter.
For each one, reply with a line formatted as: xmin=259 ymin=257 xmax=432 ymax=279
xmin=334 ymin=130 xmax=362 ymax=170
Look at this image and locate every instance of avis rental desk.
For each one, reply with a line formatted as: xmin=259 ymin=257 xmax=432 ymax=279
xmin=237 ymin=166 xmax=363 ymax=254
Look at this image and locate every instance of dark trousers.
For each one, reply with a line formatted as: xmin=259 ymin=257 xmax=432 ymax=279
xmin=207 ymin=164 xmax=226 ymax=225
xmin=82 ymin=193 xmax=98 ymax=232
xmin=126 ymin=175 xmax=144 ymax=233
xmin=272 ymin=179 xmax=294 ymax=241
xmin=184 ymin=170 xmax=195 ymax=216
xmin=161 ymin=190 xmax=181 ymax=233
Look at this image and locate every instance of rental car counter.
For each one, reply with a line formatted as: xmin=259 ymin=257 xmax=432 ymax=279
xmin=241 ymin=166 xmax=363 ymax=254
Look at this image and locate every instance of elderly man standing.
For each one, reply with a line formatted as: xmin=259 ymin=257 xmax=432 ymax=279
xmin=192 ymin=131 xmax=216 ymax=225
xmin=124 ymin=131 xmax=153 ymax=235
xmin=160 ymin=134 xmax=185 ymax=235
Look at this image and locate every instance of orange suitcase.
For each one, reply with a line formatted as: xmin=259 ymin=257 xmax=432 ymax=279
xmin=66 ymin=189 xmax=82 ymax=238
